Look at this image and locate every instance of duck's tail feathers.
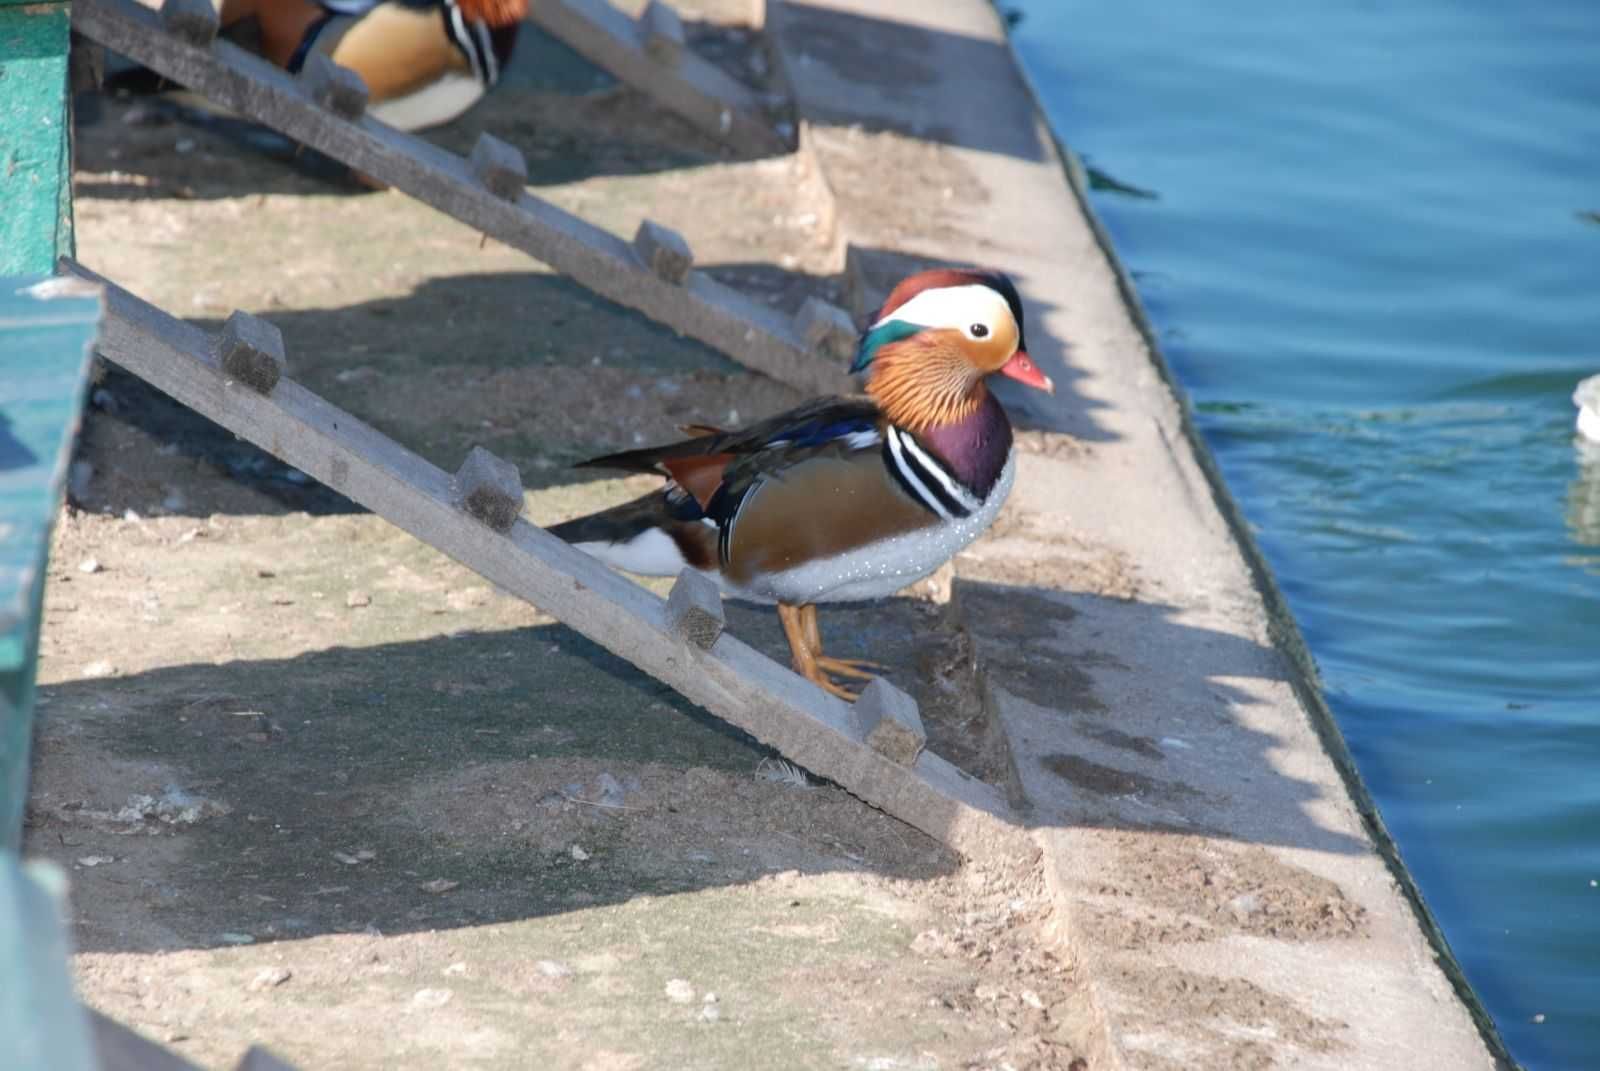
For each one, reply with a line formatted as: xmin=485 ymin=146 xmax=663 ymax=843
xmin=573 ymin=436 xmax=722 ymax=476
xmin=547 ymin=492 xmax=718 ymax=577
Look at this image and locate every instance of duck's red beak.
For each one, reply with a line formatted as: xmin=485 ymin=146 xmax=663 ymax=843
xmin=999 ymin=350 xmax=1054 ymax=394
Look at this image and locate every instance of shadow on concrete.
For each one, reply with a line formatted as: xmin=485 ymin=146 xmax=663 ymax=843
xmin=73 ymin=254 xmax=1114 ymax=522
xmin=25 ymin=595 xmax=957 ymax=954
xmin=773 ymin=3 xmax=1047 ymax=163
xmin=80 ymin=20 xmax=782 ymax=202
xmin=73 ymin=86 xmax=729 ymax=201
xmin=28 ymin=565 xmax=1360 ymax=955
xmin=954 ymin=578 xmax=1368 ymax=859
xmin=69 ymin=264 xmax=837 ymax=518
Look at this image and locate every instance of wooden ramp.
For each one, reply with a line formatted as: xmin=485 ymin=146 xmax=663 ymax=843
xmin=68 ymin=260 xmax=1023 ymax=859
xmin=71 ymin=0 xmax=854 ymax=396
xmin=526 ymin=0 xmax=788 ymax=156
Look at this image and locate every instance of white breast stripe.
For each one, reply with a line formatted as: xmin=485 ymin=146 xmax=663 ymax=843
xmin=720 ymin=478 xmax=759 ymax=564
xmin=474 ymin=20 xmax=499 ymax=85
xmin=449 ymin=5 xmax=484 ymax=84
xmin=885 ymin=427 xmax=954 ymax=521
xmin=892 ymin=429 xmax=981 ymax=513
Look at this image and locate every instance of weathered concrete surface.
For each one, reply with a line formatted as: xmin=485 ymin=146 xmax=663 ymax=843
xmin=771 ymin=2 xmax=1502 ymax=1067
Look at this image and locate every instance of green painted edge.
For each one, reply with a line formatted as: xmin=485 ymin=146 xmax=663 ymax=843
xmin=0 ymin=275 xmax=101 ymax=850
xmin=0 ymin=2 xmax=75 ymax=275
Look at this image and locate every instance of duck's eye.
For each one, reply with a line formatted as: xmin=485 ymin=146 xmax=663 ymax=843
xmin=970 ymin=323 xmax=990 ymax=339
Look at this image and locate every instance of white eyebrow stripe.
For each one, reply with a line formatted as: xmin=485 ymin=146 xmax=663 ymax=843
xmin=872 ymin=284 xmax=1010 ymax=332
xmin=893 ymin=429 xmax=980 ymax=512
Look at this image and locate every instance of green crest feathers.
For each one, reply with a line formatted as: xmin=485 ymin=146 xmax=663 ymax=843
xmin=853 ymin=320 xmax=924 ymax=373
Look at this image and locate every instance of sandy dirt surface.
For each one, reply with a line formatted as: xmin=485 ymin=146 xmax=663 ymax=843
xmin=23 ymin=13 xmax=1092 ymax=1070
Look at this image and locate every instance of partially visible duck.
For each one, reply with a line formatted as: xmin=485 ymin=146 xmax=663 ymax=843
xmin=291 ymin=0 xmax=524 ymax=131
xmin=551 ymin=269 xmax=1054 ymax=700
xmin=1575 ymin=374 xmax=1600 ymax=443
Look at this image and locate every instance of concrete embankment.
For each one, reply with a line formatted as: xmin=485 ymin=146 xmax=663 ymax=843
xmin=769 ymin=2 xmax=1502 ymax=1066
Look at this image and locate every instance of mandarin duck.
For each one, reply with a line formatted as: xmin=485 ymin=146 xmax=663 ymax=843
xmin=289 ymin=0 xmax=523 ymax=131
xmin=1576 ymin=374 xmax=1600 ymax=443
xmin=550 ymin=270 xmax=1054 ymax=700
xmin=129 ymin=0 xmax=524 ymax=133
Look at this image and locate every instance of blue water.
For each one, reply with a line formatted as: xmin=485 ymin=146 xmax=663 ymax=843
xmin=1009 ymin=4 xmax=1600 ymax=1066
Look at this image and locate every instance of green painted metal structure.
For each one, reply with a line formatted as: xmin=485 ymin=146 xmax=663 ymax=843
xmin=0 ymin=0 xmax=76 ymax=276
xmin=0 ymin=274 xmax=99 ymax=848
xmin=2 ymin=5 xmax=101 ymax=1068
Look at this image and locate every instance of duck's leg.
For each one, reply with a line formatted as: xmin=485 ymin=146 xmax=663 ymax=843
xmin=778 ymin=603 xmax=861 ymax=701
xmin=799 ymin=604 xmax=885 ymax=684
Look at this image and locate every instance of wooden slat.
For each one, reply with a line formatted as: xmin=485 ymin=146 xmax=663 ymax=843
xmin=527 ymin=0 xmax=786 ymax=156
xmin=664 ymin=568 xmax=725 ymax=649
xmin=854 ymin=678 xmax=927 ymax=765
xmin=452 ymin=446 xmax=524 ymax=532
xmin=69 ymin=0 xmax=847 ymax=397
xmin=70 ymin=262 xmax=1020 ymax=858
xmin=632 ymin=218 xmax=694 ymax=284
